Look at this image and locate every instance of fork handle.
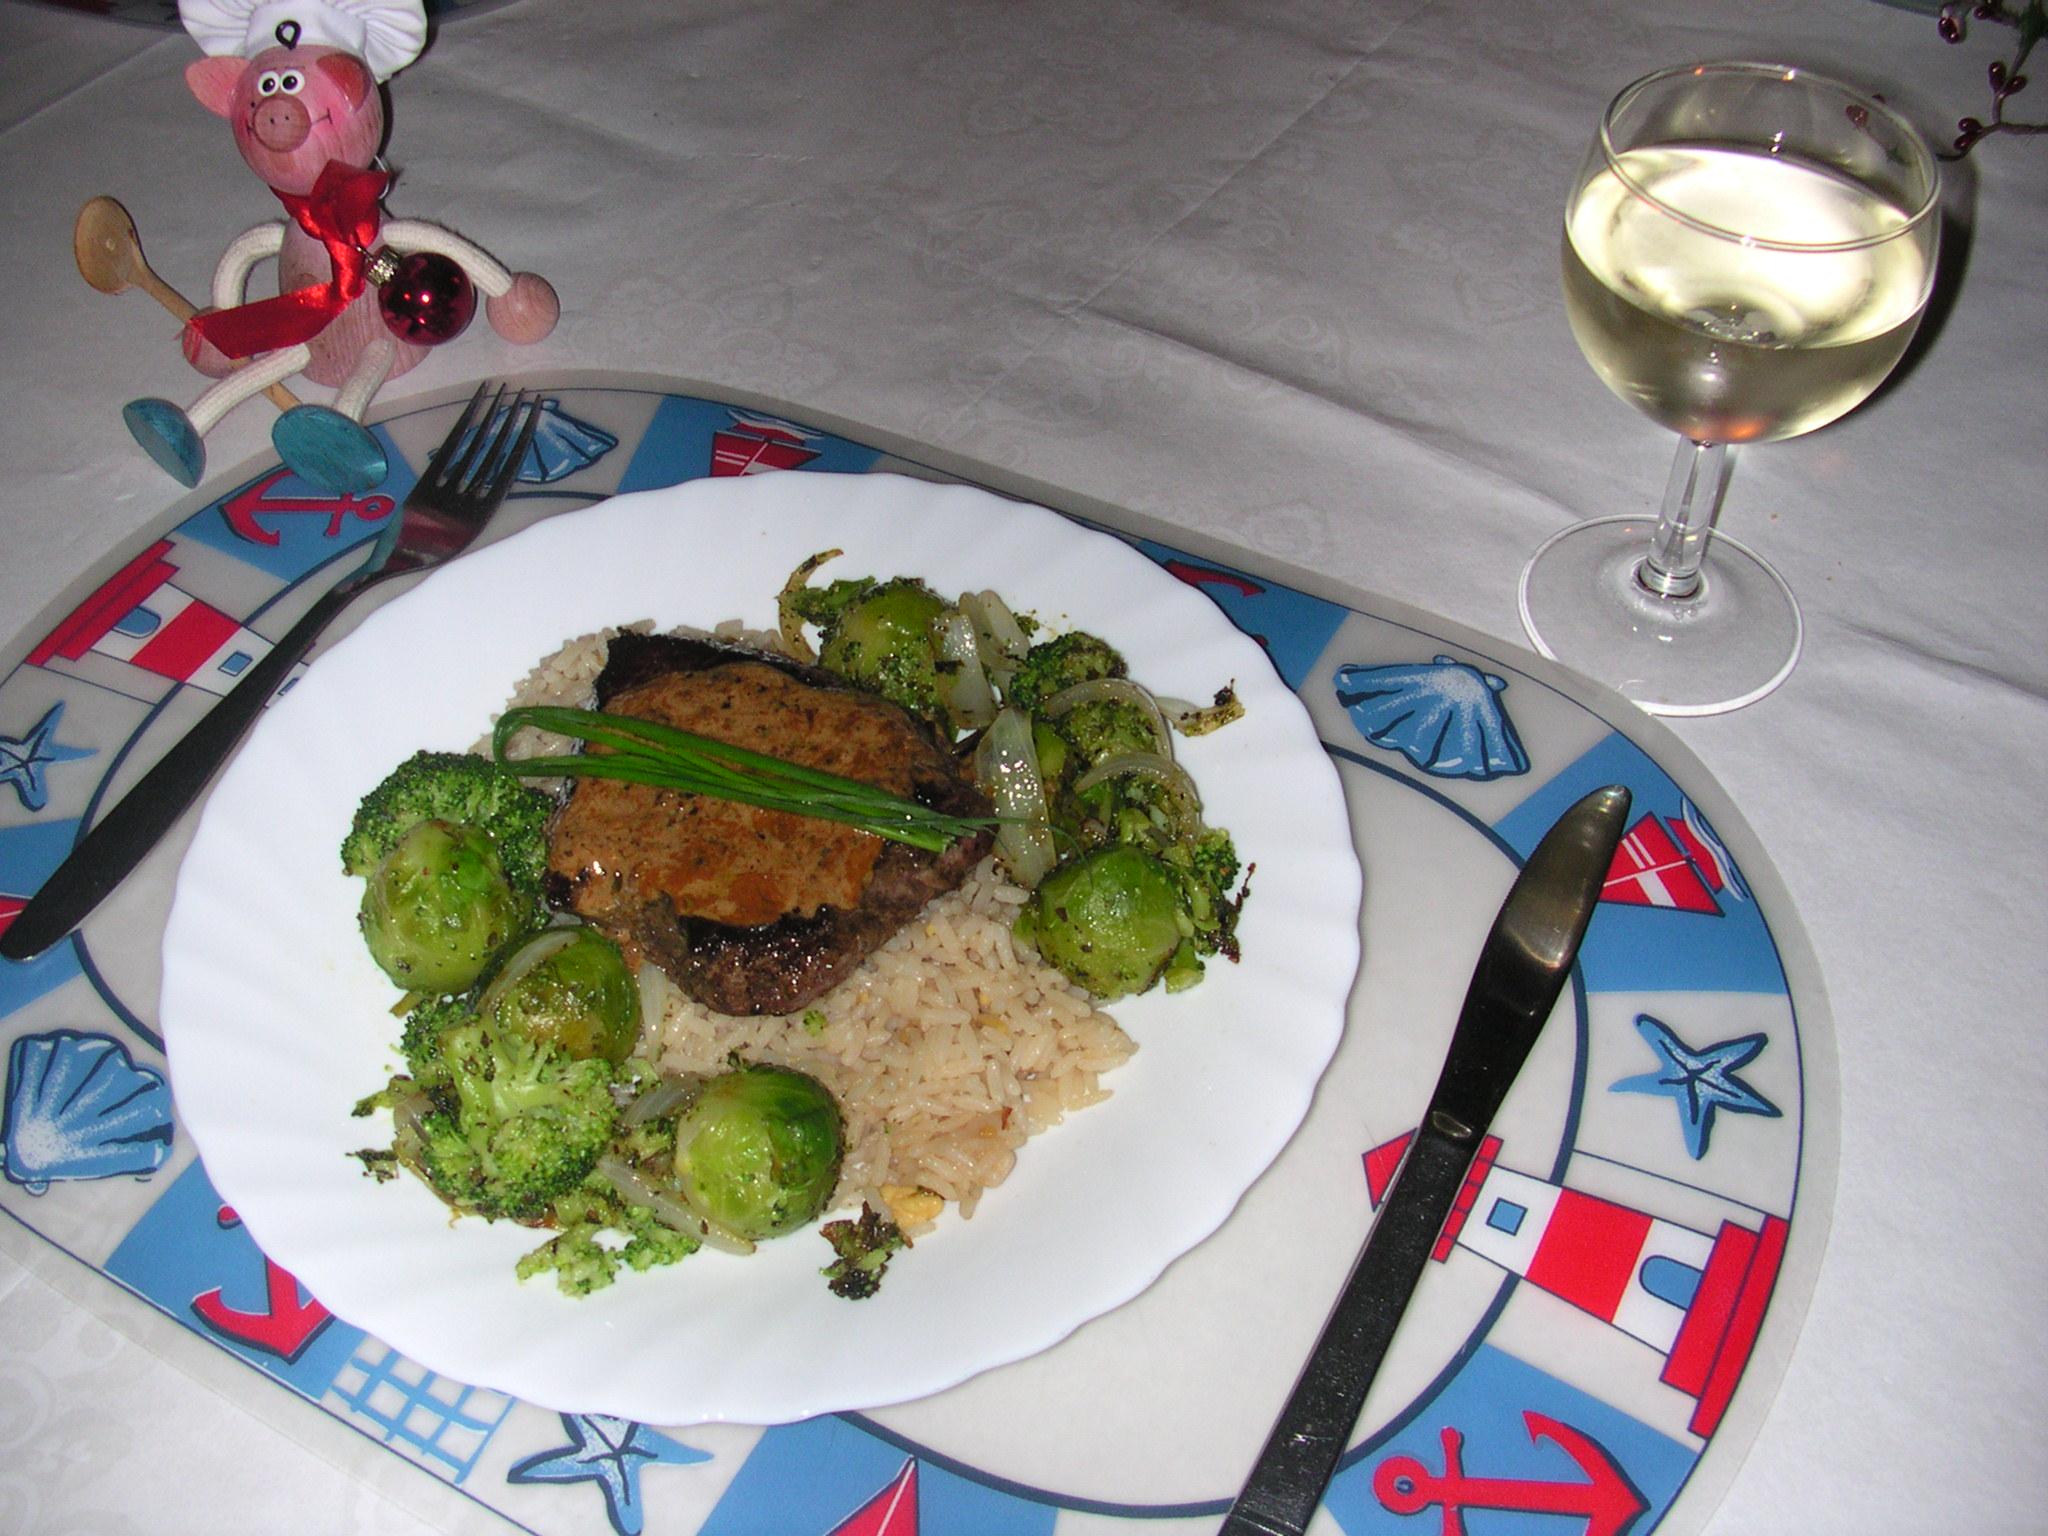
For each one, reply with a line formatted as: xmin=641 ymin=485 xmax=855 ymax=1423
xmin=0 ymin=577 xmax=366 ymax=961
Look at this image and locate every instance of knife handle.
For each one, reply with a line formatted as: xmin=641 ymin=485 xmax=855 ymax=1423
xmin=0 ymin=579 xmax=362 ymax=962
xmin=1219 ymin=1127 xmax=1476 ymax=1536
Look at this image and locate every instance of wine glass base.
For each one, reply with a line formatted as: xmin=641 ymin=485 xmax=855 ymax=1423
xmin=1518 ymin=515 xmax=1803 ymax=717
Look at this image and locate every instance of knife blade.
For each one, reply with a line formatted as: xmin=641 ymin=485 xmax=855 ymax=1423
xmin=1220 ymin=782 xmax=1632 ymax=1536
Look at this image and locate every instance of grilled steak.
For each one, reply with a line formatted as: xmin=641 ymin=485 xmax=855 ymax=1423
xmin=544 ymin=631 xmax=993 ymax=1016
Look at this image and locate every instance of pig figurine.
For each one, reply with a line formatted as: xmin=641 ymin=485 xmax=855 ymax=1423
xmin=123 ymin=0 xmax=558 ymax=493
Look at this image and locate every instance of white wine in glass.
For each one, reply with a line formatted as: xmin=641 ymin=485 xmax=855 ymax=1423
xmin=1521 ymin=63 xmax=1941 ymax=715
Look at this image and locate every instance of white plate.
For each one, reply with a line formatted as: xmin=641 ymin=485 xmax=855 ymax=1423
xmin=158 ymin=471 xmax=1362 ymax=1425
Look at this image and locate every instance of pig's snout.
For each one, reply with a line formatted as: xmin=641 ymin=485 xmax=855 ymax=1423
xmin=249 ymin=94 xmax=311 ymax=152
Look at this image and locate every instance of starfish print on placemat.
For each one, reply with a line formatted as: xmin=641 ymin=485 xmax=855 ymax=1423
xmin=0 ymin=703 xmax=94 ymax=813
xmin=507 ymin=1413 xmax=709 ymax=1536
xmin=1611 ymin=1013 xmax=1781 ymax=1159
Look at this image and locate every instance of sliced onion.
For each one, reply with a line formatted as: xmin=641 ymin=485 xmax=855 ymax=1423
xmin=390 ymin=1091 xmax=432 ymax=1147
xmin=1072 ymin=750 xmax=1204 ymax=834
xmin=621 ymin=1072 xmax=705 ymax=1128
xmin=1041 ymin=678 xmax=1174 ymax=759
xmin=596 ymin=1153 xmax=756 ymax=1255
xmin=775 ymin=548 xmax=844 ymax=663
xmin=973 ymin=706 xmax=1057 ymax=889
xmin=934 ymin=609 xmax=998 ymax=731
xmin=959 ymin=589 xmax=1029 ymax=686
xmin=476 ymin=927 xmax=579 ymax=1018
xmin=635 ymin=960 xmax=675 ymax=1037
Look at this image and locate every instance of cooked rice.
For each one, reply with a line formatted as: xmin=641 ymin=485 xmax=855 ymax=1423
xmin=496 ymin=626 xmax=1136 ymax=1233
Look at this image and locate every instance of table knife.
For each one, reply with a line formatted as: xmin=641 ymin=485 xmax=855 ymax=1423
xmin=1220 ymin=782 xmax=1632 ymax=1536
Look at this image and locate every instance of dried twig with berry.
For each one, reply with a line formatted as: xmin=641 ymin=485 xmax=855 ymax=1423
xmin=1938 ymin=1 xmax=2046 ymax=153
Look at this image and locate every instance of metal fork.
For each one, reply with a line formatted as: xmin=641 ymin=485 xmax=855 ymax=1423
xmin=0 ymin=384 xmax=542 ymax=961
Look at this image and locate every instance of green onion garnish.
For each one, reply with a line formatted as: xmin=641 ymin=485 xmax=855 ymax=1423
xmin=491 ymin=705 xmax=992 ymax=854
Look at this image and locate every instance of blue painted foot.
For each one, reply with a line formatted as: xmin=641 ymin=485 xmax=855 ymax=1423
xmin=122 ymin=398 xmax=205 ymax=487
xmin=273 ymin=406 xmax=387 ymax=494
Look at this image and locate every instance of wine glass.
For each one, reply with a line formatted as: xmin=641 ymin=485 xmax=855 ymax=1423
xmin=1519 ymin=62 xmax=1941 ymax=716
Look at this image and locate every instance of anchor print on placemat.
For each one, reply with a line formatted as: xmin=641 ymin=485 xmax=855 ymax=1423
xmin=193 ymin=1205 xmax=333 ymax=1362
xmin=105 ymin=1160 xmax=368 ymax=1395
xmin=218 ymin=470 xmax=396 ymax=547
xmin=1373 ymin=1414 xmax=1648 ymax=1536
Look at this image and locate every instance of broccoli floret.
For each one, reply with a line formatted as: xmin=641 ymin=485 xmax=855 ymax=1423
xmin=1051 ymin=697 xmax=1163 ymax=768
xmin=515 ymin=1200 xmax=700 ymax=1297
xmin=399 ymin=992 xmax=474 ymax=1094
xmin=820 ymin=1202 xmax=909 ymax=1299
xmin=784 ymin=574 xmax=877 ymax=630
xmin=515 ymin=1222 xmax=620 ymax=1296
xmin=341 ymin=750 xmax=552 ymax=901
xmin=1187 ymin=826 xmax=1242 ymax=904
xmin=614 ymin=1205 xmax=702 ymax=1272
xmin=1006 ymin=631 xmax=1126 ymax=712
xmin=1163 ymin=827 xmax=1249 ymax=962
xmin=1058 ymin=765 xmax=1199 ymax=858
xmin=392 ymin=1021 xmax=620 ymax=1224
xmin=514 ymin=1179 xmax=701 ymax=1297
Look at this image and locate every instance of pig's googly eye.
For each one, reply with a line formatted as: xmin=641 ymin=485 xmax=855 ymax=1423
xmin=256 ymin=71 xmax=282 ymax=95
xmin=278 ymin=71 xmax=304 ymax=93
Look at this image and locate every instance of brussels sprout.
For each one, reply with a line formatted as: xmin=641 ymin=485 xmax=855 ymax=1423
xmin=670 ymin=1065 xmax=844 ymax=1242
xmin=1015 ymin=844 xmax=1187 ymax=1000
xmin=479 ymin=927 xmax=640 ymax=1064
xmin=817 ymin=578 xmax=952 ymax=726
xmin=359 ymin=820 xmax=530 ymax=994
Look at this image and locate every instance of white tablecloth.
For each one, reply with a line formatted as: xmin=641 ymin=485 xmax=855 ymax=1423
xmin=1 ymin=0 xmax=2042 ymax=1531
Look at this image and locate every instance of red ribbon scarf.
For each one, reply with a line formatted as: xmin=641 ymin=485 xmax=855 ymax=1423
xmin=188 ymin=161 xmax=391 ymax=360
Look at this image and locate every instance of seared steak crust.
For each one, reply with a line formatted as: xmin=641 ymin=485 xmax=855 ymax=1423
xmin=545 ymin=632 xmax=993 ymax=1016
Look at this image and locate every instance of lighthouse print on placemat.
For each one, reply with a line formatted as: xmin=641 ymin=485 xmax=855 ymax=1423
xmin=1364 ymin=1131 xmax=1786 ymax=1438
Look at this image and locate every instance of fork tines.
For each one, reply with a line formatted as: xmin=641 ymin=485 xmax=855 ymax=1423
xmin=422 ymin=383 xmax=544 ymax=504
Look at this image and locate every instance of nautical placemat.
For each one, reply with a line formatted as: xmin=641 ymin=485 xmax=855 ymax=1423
xmin=0 ymin=375 xmax=1835 ymax=1536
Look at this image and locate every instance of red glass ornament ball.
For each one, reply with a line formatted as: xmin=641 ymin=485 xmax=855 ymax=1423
xmin=377 ymin=251 xmax=477 ymax=346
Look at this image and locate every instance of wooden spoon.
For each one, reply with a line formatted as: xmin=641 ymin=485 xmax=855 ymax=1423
xmin=74 ymin=196 xmax=301 ymax=412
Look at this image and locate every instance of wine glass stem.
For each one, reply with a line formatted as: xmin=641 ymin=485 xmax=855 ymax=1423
xmin=1640 ymin=438 xmax=1736 ymax=600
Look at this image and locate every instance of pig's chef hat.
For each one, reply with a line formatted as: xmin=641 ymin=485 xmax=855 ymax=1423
xmin=179 ymin=0 xmax=429 ymax=82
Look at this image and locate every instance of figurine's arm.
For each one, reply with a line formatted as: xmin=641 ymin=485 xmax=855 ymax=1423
xmin=380 ymin=219 xmax=559 ymax=345
xmin=211 ymin=223 xmax=286 ymax=310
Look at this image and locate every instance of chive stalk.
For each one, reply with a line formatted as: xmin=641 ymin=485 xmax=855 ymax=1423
xmin=491 ymin=705 xmax=990 ymax=853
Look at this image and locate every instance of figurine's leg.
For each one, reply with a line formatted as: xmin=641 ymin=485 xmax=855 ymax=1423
xmin=124 ymin=345 xmax=308 ymax=488
xmin=270 ymin=336 xmax=394 ymax=495
xmin=332 ymin=335 xmax=396 ymax=421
